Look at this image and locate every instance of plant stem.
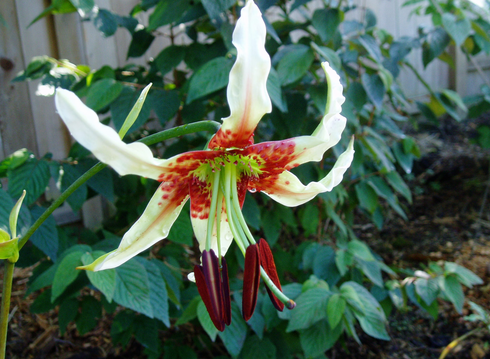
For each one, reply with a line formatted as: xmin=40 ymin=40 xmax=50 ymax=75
xmin=403 ymin=61 xmax=436 ymax=97
xmin=18 ymin=119 xmax=221 ymax=251
xmin=0 ymin=261 xmax=15 ymax=359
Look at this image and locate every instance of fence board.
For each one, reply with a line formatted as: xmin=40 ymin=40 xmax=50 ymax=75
xmin=0 ymin=0 xmax=37 ymax=158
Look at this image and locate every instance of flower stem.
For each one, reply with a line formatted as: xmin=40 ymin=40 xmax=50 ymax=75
xmin=17 ymin=120 xmax=221 ymax=252
xmin=259 ymin=267 xmax=295 ymax=309
xmin=0 ymin=260 xmax=15 ymax=359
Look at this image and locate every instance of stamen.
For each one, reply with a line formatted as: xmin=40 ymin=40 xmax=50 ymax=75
xmin=242 ymin=244 xmax=261 ymax=321
xmin=206 ymin=170 xmax=221 ymax=251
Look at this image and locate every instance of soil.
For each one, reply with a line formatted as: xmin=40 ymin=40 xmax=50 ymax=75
xmin=3 ymin=117 xmax=490 ymax=359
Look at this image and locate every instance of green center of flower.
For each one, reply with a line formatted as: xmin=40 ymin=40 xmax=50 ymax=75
xmin=199 ymin=155 xmax=294 ymax=309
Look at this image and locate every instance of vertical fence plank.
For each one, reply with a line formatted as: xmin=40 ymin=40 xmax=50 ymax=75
xmin=15 ymin=0 xmax=71 ymax=160
xmin=0 ymin=1 xmax=37 ymax=159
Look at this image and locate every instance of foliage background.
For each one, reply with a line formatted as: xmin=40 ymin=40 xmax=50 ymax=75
xmin=1 ymin=0 xmax=490 ymax=357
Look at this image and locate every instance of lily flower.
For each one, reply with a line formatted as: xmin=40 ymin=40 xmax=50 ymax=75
xmin=54 ymin=0 xmax=354 ymax=331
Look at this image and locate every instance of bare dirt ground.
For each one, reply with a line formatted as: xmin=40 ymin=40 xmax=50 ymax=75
xmin=3 ymin=117 xmax=490 ymax=359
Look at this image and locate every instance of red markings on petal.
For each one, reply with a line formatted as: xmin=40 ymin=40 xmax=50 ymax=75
xmin=258 ymin=238 xmax=285 ymax=311
xmin=242 ymin=244 xmax=261 ymax=321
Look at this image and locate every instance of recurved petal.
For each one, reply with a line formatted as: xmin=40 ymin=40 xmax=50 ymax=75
xmin=208 ymin=0 xmax=271 ymax=149
xmin=261 ymin=137 xmax=355 ymax=207
xmin=55 ymin=89 xmax=166 ymax=180
xmin=90 ymin=181 xmax=190 ymax=271
xmin=312 ymin=62 xmax=346 ymax=141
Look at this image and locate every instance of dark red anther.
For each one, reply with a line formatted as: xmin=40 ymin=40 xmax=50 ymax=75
xmin=221 ymin=257 xmax=231 ymax=326
xmin=242 ymin=244 xmax=261 ymax=321
xmin=194 ymin=250 xmax=225 ymax=331
xmin=258 ymin=238 xmax=285 ymax=311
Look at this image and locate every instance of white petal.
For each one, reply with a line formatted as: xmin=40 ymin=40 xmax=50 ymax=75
xmin=191 ymin=200 xmax=234 ymax=257
xmin=312 ymin=62 xmax=346 ymax=142
xmin=55 ymin=89 xmax=165 ymax=180
xmin=208 ymin=0 xmax=271 ymax=148
xmin=94 ymin=182 xmax=189 ymax=270
xmin=263 ymin=137 xmax=355 ymax=207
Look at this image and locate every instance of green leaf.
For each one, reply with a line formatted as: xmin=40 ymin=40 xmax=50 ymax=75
xmin=344 ymin=282 xmax=389 ymax=340
xmin=241 ymin=336 xmax=276 ymax=359
xmin=312 ymin=8 xmax=342 ymax=44
xmin=175 ymin=295 xmax=200 ymax=325
xmin=167 ymin=209 xmax=193 ymax=246
xmin=299 ymin=319 xmax=342 ymax=358
xmin=201 ymin=0 xmax=236 ymax=20
xmin=359 ymin=35 xmax=383 ymax=63
xmin=327 ymin=294 xmax=346 ymax=329
xmin=348 ymin=240 xmax=375 ymax=261
xmin=127 ymin=29 xmax=155 ymax=58
xmin=261 ymin=208 xmax=281 ymax=247
xmin=51 ymin=251 xmax=84 ymax=302
xmin=242 ymin=194 xmax=261 ymax=230
xmin=186 ymin=57 xmax=233 ymax=103
xmin=76 ymin=159 xmax=114 ymax=202
xmin=93 ymin=8 xmax=118 ymax=37
xmin=114 ymin=259 xmax=153 ymax=317
xmin=148 ymin=0 xmax=190 ymax=30
xmin=287 ymin=287 xmax=331 ymax=332
xmin=70 ymin=0 xmax=94 ymax=14
xmin=442 ymin=13 xmax=471 ymax=47
xmin=8 ymin=157 xmax=50 ymax=205
xmin=313 ymin=245 xmax=340 ymax=286
xmin=362 ymin=73 xmax=385 ymax=108
xmin=149 ymin=90 xmax=180 ymax=125
xmin=267 ymin=67 xmax=288 ymax=112
xmin=300 ymin=204 xmax=319 ymax=237
xmin=111 ymin=87 xmax=151 ymax=135
xmin=355 ymin=181 xmax=378 ymax=213
xmin=277 ymin=45 xmax=314 ymax=86
xmin=30 ymin=206 xmax=59 ymax=261
xmin=118 ymin=83 xmax=152 ymax=139
xmin=414 ymin=277 xmax=439 ymax=306
xmin=393 ymin=142 xmax=413 ymax=174
xmin=197 ymin=300 xmax=218 ymax=341
xmin=441 ymin=89 xmax=468 ymax=113
xmin=153 ymin=260 xmax=181 ymax=307
xmin=357 ymin=259 xmax=383 ymax=287
xmin=76 ymin=296 xmax=101 ymax=334
xmin=61 ymin=164 xmax=88 ymax=212
xmin=367 ymin=176 xmax=407 ymax=220
xmin=138 ymin=258 xmax=170 ymax=327
xmin=133 ymin=316 xmax=159 ymax=353
xmin=218 ymin=303 xmax=247 ymax=357
xmin=385 ymin=171 xmax=412 ymax=203
xmin=445 ymin=262 xmax=483 ymax=288
xmin=441 ymin=274 xmax=464 ymax=313
xmin=311 ymin=43 xmax=342 ymax=73
xmin=154 ymin=45 xmax=186 ymax=75
xmin=82 ymin=252 xmax=116 ymax=302
xmin=86 ymin=79 xmax=123 ymax=111
xmin=59 ymin=298 xmax=78 ymax=335
xmin=0 ymin=189 xmax=15 ymax=235
xmin=422 ymin=28 xmax=450 ymax=67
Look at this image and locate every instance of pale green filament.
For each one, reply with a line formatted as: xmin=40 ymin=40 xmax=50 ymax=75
xmin=201 ymin=158 xmax=294 ymax=309
xmin=206 ymin=170 xmax=222 ymax=251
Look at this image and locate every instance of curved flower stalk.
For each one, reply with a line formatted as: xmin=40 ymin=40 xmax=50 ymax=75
xmin=54 ymin=0 xmax=354 ymax=331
